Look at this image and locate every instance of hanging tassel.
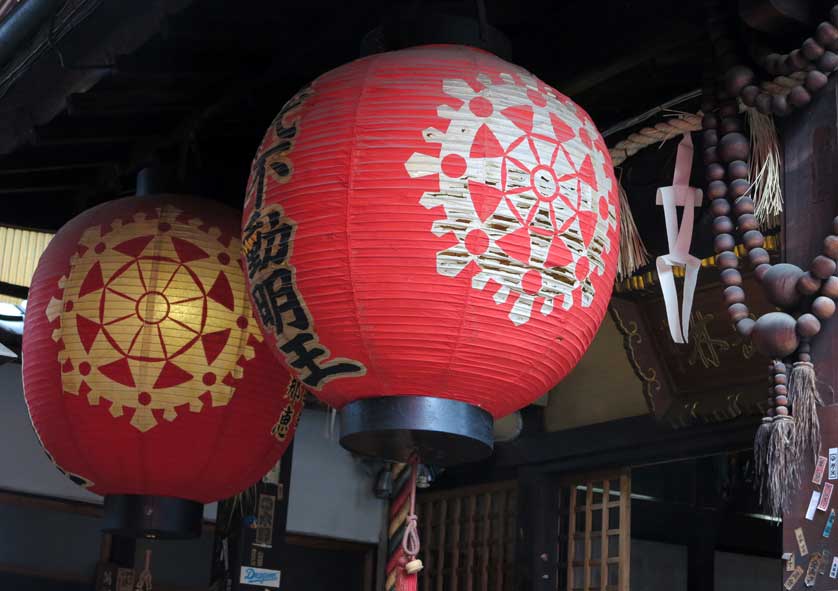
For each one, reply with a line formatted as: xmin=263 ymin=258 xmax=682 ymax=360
xmin=135 ymin=549 xmax=153 ymax=591
xmin=759 ymin=360 xmax=800 ymax=517
xmin=753 ymin=416 xmax=772 ymax=500
xmin=616 ymin=178 xmax=650 ymax=280
xmin=789 ymin=357 xmax=822 ymax=463
xmin=745 ymin=106 xmax=783 ymax=230
xmin=397 ymin=457 xmax=423 ymax=591
xmin=766 ymin=415 xmax=799 ymax=517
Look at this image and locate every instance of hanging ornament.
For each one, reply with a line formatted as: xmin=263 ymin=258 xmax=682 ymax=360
xmin=23 ymin=193 xmax=304 ymax=538
xmin=242 ymin=44 xmax=619 ymax=465
xmin=655 ymin=133 xmax=703 ymax=343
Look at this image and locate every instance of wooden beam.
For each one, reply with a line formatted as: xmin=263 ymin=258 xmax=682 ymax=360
xmin=494 ymin=415 xmax=758 ymax=470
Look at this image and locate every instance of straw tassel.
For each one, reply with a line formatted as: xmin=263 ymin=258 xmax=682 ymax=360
xmin=766 ymin=415 xmax=799 ymax=517
xmin=758 ymin=360 xmax=800 ymax=518
xmin=616 ymin=179 xmax=650 ymax=279
xmin=789 ymin=360 xmax=822 ymax=463
xmin=753 ymin=416 xmax=772 ymax=502
xmin=745 ymin=107 xmax=783 ymax=230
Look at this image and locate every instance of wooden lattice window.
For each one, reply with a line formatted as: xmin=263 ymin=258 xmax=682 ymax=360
xmin=416 ymin=481 xmax=517 ymax=591
xmin=557 ymin=470 xmax=630 ymax=591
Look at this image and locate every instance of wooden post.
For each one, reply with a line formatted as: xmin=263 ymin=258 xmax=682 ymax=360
xmin=781 ymin=74 xmax=838 ymax=590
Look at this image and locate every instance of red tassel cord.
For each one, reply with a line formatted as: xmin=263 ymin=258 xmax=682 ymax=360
xmin=135 ymin=549 xmax=153 ymax=591
xmin=397 ymin=457 xmax=423 ymax=591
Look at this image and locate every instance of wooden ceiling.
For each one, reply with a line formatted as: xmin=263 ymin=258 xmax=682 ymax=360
xmin=0 ymin=0 xmax=711 ymax=232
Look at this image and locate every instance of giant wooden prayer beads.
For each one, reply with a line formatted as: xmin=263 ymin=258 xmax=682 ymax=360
xmin=762 ymin=264 xmax=804 ymax=309
xmin=751 ymin=313 xmax=800 ymax=359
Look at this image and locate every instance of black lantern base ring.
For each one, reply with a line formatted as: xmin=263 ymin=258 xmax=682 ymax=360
xmin=339 ymin=396 xmax=494 ymax=466
xmin=103 ymin=494 xmax=203 ymax=539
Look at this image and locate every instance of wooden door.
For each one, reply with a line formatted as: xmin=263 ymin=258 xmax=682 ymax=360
xmin=416 ymin=481 xmax=517 ymax=591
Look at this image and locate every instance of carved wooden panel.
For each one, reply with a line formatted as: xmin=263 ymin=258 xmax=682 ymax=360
xmin=611 ymin=269 xmax=774 ymax=427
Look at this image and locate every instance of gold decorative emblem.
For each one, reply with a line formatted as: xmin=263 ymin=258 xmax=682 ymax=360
xmin=47 ymin=207 xmax=263 ymax=432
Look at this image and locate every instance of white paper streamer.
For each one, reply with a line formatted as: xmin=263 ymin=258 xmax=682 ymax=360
xmin=655 ymin=133 xmax=703 ymax=343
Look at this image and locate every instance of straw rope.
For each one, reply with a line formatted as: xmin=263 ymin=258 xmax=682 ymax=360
xmin=609 ymin=113 xmax=702 ymax=167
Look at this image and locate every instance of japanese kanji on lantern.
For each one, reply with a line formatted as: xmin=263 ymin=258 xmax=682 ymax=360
xmin=242 ymin=44 xmax=619 ymax=465
xmin=23 ymin=193 xmax=304 ymax=538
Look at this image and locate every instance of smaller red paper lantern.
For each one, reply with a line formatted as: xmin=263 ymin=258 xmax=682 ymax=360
xmin=23 ymin=193 xmax=303 ymax=538
xmin=242 ymin=45 xmax=619 ymax=464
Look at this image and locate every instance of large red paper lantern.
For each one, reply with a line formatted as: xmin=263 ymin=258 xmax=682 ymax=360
xmin=242 ymin=45 xmax=618 ymax=464
xmin=23 ymin=194 xmax=303 ymax=538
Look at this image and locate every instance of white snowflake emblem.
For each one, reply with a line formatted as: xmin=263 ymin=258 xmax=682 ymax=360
xmin=406 ymin=71 xmax=618 ymax=325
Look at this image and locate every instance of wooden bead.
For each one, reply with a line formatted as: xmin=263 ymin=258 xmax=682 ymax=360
xmin=706 ymin=163 xmax=725 ymax=181
xmin=713 ymin=215 xmax=734 ymax=234
xmin=813 ymin=296 xmax=837 ymax=320
xmin=774 ymin=395 xmax=789 ymax=407
xmin=755 ymin=92 xmax=773 ymax=114
xmin=773 ymin=360 xmax=786 ymax=374
xmin=811 ymin=254 xmax=837 ymax=279
xmin=718 ymin=101 xmax=738 ymax=117
xmin=728 ymin=302 xmax=749 ymax=322
xmin=754 ymin=263 xmax=771 ymax=281
xmin=725 ymin=65 xmax=755 ymax=97
xmin=714 ymin=233 xmax=735 ymax=253
xmin=819 ymin=51 xmax=838 ymax=73
xmin=741 ymin=85 xmax=760 ymax=107
xmin=703 ymin=146 xmax=719 ymax=165
xmin=796 ymin=313 xmax=822 ymax=338
xmin=711 ymin=198 xmax=731 ymax=217
xmin=751 ymin=312 xmax=800 ymax=358
xmin=734 ymin=196 xmax=755 ymax=216
xmin=719 ymin=132 xmax=750 ymax=162
xmin=797 ymin=272 xmax=823 ymax=295
xmin=774 ymin=373 xmax=787 ymax=385
xmin=806 ymin=70 xmax=829 ymax=93
xmin=708 ymin=180 xmax=728 ymax=199
xmin=763 ymin=53 xmax=782 ymax=74
xmin=774 ymin=384 xmax=788 ymax=396
xmin=780 ymin=55 xmax=797 ymax=76
xmin=775 ymin=406 xmax=789 ymax=416
xmin=719 ymin=117 xmax=742 ymax=134
xmin=728 ymin=178 xmax=750 ymax=198
xmin=721 ymin=268 xmax=743 ymax=286
xmin=736 ymin=317 xmax=755 ymax=337
xmin=788 ymin=85 xmax=813 ymax=108
xmin=723 ymin=285 xmax=746 ymax=305
xmin=816 ymin=22 xmax=838 ymax=47
xmin=717 ymin=250 xmax=739 ymax=269
xmin=737 ymin=213 xmax=758 ymax=232
xmin=742 ymin=229 xmax=765 ymax=249
xmin=771 ymin=94 xmax=792 ymax=116
xmin=802 ymin=38 xmax=826 ymax=61
xmin=822 ymin=275 xmax=838 ymax=298
xmin=703 ymin=129 xmax=719 ymax=147
xmin=800 ymin=352 xmax=812 ymax=363
xmin=702 ymin=113 xmax=718 ymax=129
xmin=824 ymin=235 xmax=838 ymax=259
xmin=799 ymin=341 xmax=811 ymax=354
xmin=748 ymin=247 xmax=770 ymax=266
xmin=727 ymin=160 xmax=749 ymax=180
xmin=762 ymin=263 xmax=803 ymax=308
xmin=789 ymin=49 xmax=809 ymax=71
